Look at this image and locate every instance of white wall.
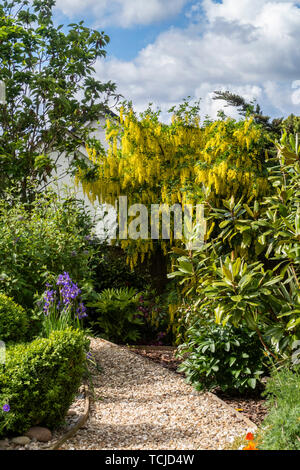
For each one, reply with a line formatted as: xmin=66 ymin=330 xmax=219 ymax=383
xmin=48 ymin=117 xmax=109 ymax=222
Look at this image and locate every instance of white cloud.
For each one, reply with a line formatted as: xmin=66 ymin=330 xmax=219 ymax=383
xmin=55 ymin=0 xmax=189 ymax=28
xmin=94 ymin=0 xmax=300 ymax=119
xmin=291 ymin=80 xmax=300 ymax=105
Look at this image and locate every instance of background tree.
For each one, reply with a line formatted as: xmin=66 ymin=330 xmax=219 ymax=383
xmin=78 ymin=100 xmax=270 ymax=274
xmin=0 ymin=0 xmax=119 ymax=201
xmin=213 ymin=90 xmax=283 ymax=136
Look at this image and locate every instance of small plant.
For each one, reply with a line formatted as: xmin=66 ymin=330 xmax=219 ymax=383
xmin=88 ymin=287 xmax=143 ymax=343
xmin=224 ymin=431 xmax=260 ymax=450
xmin=39 ymin=272 xmax=88 ymax=337
xmin=0 ymin=293 xmax=29 ymax=343
xmin=258 ymin=366 xmax=300 ymax=450
xmin=177 ymin=316 xmax=267 ymax=393
xmin=242 ymin=432 xmax=259 ymax=450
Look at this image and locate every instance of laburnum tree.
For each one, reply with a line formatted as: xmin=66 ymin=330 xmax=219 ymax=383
xmin=77 ymin=101 xmax=270 ymax=270
xmin=0 ymin=0 xmax=118 ymax=200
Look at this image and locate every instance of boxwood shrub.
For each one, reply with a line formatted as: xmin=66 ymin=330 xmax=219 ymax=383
xmin=0 ymin=293 xmax=29 ymax=343
xmin=0 ymin=328 xmax=89 ymax=437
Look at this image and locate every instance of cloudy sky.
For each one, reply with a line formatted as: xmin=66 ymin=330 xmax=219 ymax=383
xmin=54 ymin=0 xmax=300 ymax=120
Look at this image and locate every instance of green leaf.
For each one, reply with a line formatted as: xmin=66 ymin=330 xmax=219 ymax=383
xmin=229 ymin=357 xmax=237 ymax=367
xmin=248 ymin=378 xmax=257 ymax=389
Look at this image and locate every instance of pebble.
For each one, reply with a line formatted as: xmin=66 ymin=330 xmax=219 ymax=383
xmin=25 ymin=426 xmax=52 ymax=443
xmin=11 ymin=436 xmax=31 ymax=446
xmin=0 ymin=439 xmax=10 ymax=449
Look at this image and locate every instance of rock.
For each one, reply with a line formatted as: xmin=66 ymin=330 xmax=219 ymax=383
xmin=11 ymin=436 xmax=31 ymax=446
xmin=67 ymin=409 xmax=77 ymax=416
xmin=0 ymin=439 xmax=10 ymax=449
xmin=25 ymin=427 xmax=52 ymax=443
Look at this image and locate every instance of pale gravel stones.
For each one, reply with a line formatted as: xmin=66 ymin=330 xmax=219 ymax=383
xmin=60 ymin=338 xmax=255 ymax=451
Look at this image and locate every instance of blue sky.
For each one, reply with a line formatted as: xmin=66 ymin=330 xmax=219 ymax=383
xmin=53 ymin=0 xmax=300 ymax=120
xmin=54 ymin=1 xmax=196 ymax=60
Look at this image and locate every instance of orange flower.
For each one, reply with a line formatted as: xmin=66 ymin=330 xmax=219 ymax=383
xmin=243 ymin=441 xmax=257 ymax=450
xmin=246 ymin=432 xmax=254 ymax=441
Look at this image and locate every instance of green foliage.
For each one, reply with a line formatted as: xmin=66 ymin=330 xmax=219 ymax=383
xmin=0 ymin=328 xmax=89 ymax=437
xmin=281 ymin=114 xmax=300 ymax=135
xmin=0 ymin=0 xmax=118 ymax=200
xmin=177 ymin=316 xmax=267 ymax=393
xmin=0 ymin=190 xmax=97 ymax=309
xmin=170 ymin=133 xmax=300 ymax=359
xmin=88 ymin=287 xmax=143 ymax=343
xmin=0 ymin=293 xmax=29 ymax=343
xmin=259 ymin=366 xmax=300 ymax=450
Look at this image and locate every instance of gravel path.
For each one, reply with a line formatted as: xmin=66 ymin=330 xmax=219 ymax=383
xmin=61 ymin=338 xmax=256 ymax=450
xmin=128 ymin=345 xmax=268 ymax=426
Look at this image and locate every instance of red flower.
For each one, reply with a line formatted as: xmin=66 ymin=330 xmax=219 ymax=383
xmin=246 ymin=432 xmax=254 ymax=441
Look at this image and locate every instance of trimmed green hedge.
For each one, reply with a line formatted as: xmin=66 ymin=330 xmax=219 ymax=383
xmin=259 ymin=366 xmax=300 ymax=450
xmin=0 ymin=293 xmax=29 ymax=343
xmin=0 ymin=328 xmax=89 ymax=437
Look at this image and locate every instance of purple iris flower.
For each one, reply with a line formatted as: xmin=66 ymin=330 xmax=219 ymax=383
xmin=43 ymin=289 xmax=56 ymax=315
xmin=57 ymin=272 xmax=81 ymax=306
xmin=76 ymin=302 xmax=88 ymax=320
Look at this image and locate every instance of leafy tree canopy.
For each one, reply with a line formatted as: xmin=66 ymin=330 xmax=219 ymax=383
xmin=0 ymin=0 xmax=119 ymax=200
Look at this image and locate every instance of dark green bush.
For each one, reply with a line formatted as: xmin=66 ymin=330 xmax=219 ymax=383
xmin=0 ymin=328 xmax=89 ymax=437
xmin=177 ymin=317 xmax=267 ymax=393
xmin=259 ymin=366 xmax=300 ymax=450
xmin=0 ymin=293 xmax=29 ymax=343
